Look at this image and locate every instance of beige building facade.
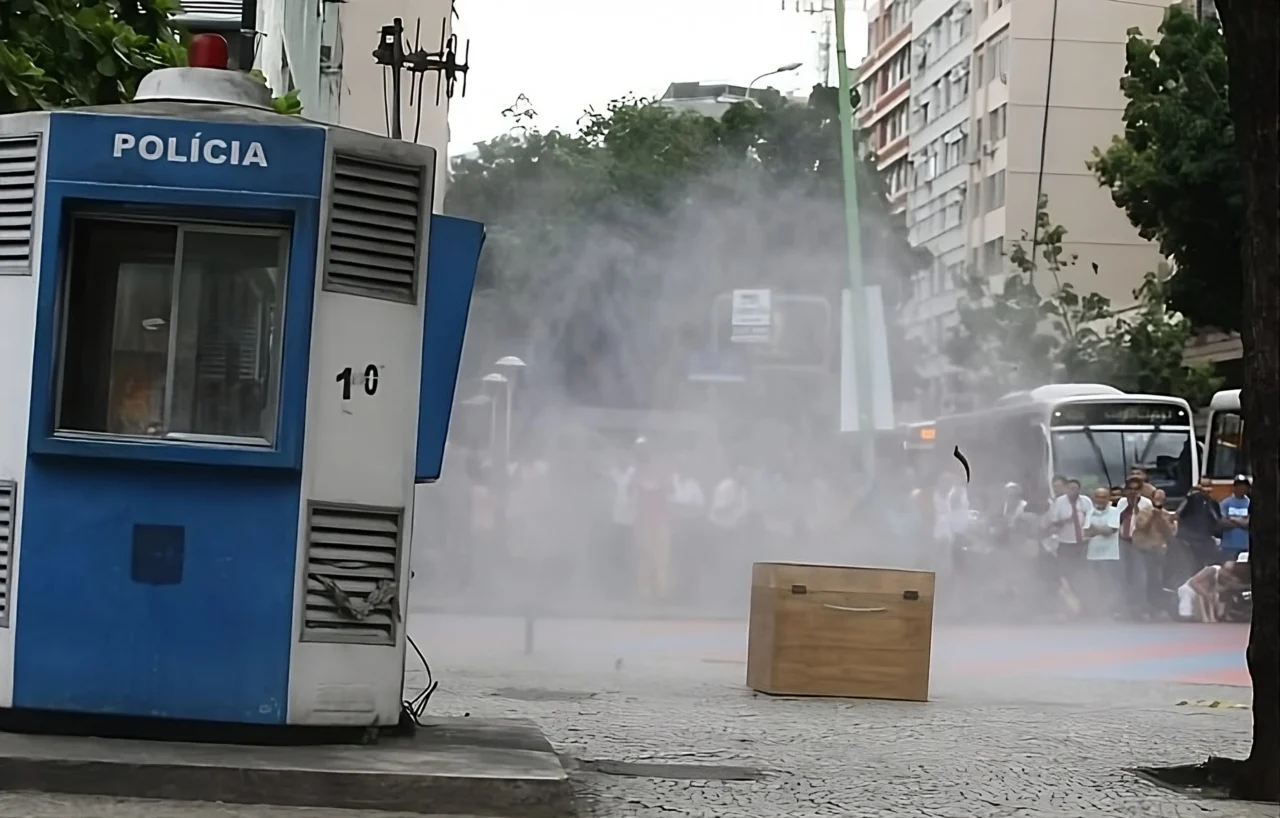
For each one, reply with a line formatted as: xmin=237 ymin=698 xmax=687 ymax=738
xmin=893 ymin=0 xmax=1177 ymax=412
xmin=859 ymin=0 xmax=913 ymax=210
xmin=967 ymin=0 xmax=1168 ymax=303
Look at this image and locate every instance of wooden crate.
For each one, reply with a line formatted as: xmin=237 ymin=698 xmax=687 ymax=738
xmin=746 ymin=562 xmax=935 ymax=702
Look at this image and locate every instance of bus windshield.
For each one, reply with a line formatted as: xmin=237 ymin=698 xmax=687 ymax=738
xmin=1051 ymin=428 xmax=1195 ymax=497
xmin=1206 ymin=410 xmax=1247 ymax=479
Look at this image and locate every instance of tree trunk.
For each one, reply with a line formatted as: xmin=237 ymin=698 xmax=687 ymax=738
xmin=1214 ymin=0 xmax=1279 ymax=803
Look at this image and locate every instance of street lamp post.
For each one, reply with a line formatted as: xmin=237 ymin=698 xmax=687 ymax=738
xmin=481 ymin=373 xmax=507 ymax=465
xmin=460 ymin=393 xmax=495 ymax=453
xmin=832 ymin=0 xmax=875 ymax=481
xmin=494 ymin=356 xmax=526 ymax=472
xmin=746 ymin=61 xmax=804 ymax=103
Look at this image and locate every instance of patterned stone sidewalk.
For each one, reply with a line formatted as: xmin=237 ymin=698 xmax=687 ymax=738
xmin=426 ymin=654 xmax=1270 ymax=818
xmin=0 ymin=654 xmax=1269 ymax=818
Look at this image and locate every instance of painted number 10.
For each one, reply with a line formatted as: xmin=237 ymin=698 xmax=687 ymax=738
xmin=336 ymin=365 xmax=380 ymax=400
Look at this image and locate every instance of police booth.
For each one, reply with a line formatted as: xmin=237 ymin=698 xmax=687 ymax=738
xmin=0 ymin=56 xmax=482 ymax=726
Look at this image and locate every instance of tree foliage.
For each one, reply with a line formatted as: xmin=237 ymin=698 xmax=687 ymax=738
xmin=1088 ymin=5 xmax=1242 ymax=332
xmin=946 ymin=206 xmax=1110 ymax=401
xmin=945 ymin=201 xmax=1218 ymax=407
xmin=1 ymin=1 xmax=300 ymax=116
xmin=447 ymin=86 xmax=931 ymax=409
xmin=1104 ymin=272 xmax=1221 ymax=406
xmin=0 ymin=0 xmax=185 ymax=113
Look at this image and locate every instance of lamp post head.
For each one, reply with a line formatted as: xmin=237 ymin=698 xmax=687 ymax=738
xmin=777 ymin=62 xmax=803 ymax=72
xmin=495 ymin=355 xmax=527 ymax=368
xmin=482 ymin=373 xmax=508 ymax=384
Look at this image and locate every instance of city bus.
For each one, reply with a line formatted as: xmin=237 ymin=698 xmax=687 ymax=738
xmin=935 ymin=384 xmax=1199 ymax=513
xmin=1202 ymin=388 xmax=1246 ymax=501
xmin=900 ymin=420 xmax=938 ymax=478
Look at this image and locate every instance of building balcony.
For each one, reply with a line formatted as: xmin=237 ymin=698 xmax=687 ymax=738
xmin=858 ymin=78 xmax=909 ymax=127
xmin=876 ymin=132 xmax=910 ymax=164
xmin=863 ymin=24 xmax=912 ymax=76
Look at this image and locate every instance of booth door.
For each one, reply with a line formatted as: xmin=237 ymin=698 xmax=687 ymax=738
xmin=13 ymin=217 xmax=301 ymax=723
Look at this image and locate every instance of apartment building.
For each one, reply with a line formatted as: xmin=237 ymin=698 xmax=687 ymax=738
xmin=177 ymin=0 xmax=454 ymax=209
xmin=893 ymin=0 xmax=1174 ymax=412
xmin=857 ymin=0 xmax=913 ymax=211
xmin=899 ymin=0 xmax=974 ymax=397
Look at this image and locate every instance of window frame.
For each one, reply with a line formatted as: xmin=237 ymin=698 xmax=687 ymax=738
xmin=26 ymin=182 xmax=316 ymax=473
xmin=52 ymin=213 xmax=291 ymax=448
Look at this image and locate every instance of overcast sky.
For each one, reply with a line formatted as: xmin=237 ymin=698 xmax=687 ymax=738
xmin=448 ymin=0 xmax=868 ymax=153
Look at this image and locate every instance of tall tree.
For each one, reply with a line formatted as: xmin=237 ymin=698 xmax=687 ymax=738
xmin=1104 ymin=272 xmax=1221 ymax=407
xmin=1212 ymin=0 xmax=1278 ymax=803
xmin=945 ymin=206 xmax=1112 ymax=403
xmin=945 ymin=201 xmax=1219 ymax=408
xmin=1089 ymin=6 xmax=1242 ymax=332
xmin=0 ymin=0 xmax=184 ymax=113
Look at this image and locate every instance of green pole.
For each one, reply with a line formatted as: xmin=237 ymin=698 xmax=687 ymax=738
xmin=833 ymin=0 xmax=876 ymax=479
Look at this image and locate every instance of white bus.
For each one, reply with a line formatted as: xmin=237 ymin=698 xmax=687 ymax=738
xmin=935 ymin=384 xmax=1199 ymax=513
xmin=1202 ymin=388 xmax=1245 ymax=502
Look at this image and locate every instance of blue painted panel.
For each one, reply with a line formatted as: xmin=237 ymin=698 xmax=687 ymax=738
xmin=27 ymin=179 xmax=320 ymax=470
xmin=47 ymin=111 xmax=325 ymax=197
xmin=415 ymin=215 xmax=485 ymax=483
xmin=14 ymin=458 xmax=300 ymax=722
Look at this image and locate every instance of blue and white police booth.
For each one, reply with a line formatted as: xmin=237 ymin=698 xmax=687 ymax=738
xmin=0 ymin=45 xmax=483 ymax=726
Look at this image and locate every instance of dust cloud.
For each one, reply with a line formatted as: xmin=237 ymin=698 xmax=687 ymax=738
xmin=408 ymin=96 xmax=1064 ymax=630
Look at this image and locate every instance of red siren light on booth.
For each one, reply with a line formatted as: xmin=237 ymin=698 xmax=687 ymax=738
xmin=189 ymin=34 xmax=230 ymax=70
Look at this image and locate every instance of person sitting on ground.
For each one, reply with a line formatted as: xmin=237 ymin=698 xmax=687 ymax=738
xmin=1180 ymin=563 xmax=1226 ymax=622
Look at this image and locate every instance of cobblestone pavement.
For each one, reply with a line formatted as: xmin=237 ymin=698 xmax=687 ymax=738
xmin=418 ymin=653 xmax=1268 ymax=818
xmin=0 ymin=625 xmax=1269 ymax=818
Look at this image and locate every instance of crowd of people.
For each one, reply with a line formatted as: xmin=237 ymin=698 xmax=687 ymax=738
xmin=417 ymin=436 xmax=900 ymax=614
xmin=926 ymin=467 xmax=1253 ymax=623
xmin=416 ymin=436 xmax=1252 ymax=623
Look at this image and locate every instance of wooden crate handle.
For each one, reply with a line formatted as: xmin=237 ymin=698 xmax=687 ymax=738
xmin=822 ymin=604 xmax=887 ymax=613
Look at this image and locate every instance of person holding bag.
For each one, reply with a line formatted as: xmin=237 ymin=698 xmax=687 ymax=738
xmin=1118 ymin=476 xmax=1158 ymax=620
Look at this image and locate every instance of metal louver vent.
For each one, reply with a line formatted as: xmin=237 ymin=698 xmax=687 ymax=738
xmin=323 ymin=154 xmax=424 ymax=303
xmin=0 ymin=135 xmax=40 ymax=275
xmin=0 ymin=480 xmax=15 ymax=627
xmin=302 ymin=502 xmax=403 ymax=645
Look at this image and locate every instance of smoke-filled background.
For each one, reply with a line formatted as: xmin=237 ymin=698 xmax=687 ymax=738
xmin=408 ymin=86 xmax=1049 ymax=623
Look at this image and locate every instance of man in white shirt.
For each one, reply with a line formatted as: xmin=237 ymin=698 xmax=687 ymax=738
xmin=604 ymin=450 xmax=638 ymax=598
xmin=1085 ymin=486 xmax=1122 ymax=616
xmin=709 ymin=467 xmax=749 ymax=530
xmin=669 ymin=463 xmax=706 ymax=596
xmin=932 ymin=472 xmax=970 ymax=575
xmin=1050 ymin=478 xmax=1092 ymax=611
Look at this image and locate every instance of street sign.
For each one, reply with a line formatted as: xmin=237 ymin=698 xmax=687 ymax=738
xmin=730 ymin=288 xmax=772 ymax=344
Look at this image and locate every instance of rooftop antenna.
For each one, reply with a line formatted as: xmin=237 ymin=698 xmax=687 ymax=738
xmin=785 ymin=0 xmax=835 ymax=86
xmin=372 ymin=13 xmax=471 ymax=143
xmin=372 ymin=18 xmax=407 ymax=139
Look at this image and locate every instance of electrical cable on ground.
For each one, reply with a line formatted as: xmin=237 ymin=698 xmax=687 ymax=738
xmin=401 ymin=633 xmax=439 ymax=726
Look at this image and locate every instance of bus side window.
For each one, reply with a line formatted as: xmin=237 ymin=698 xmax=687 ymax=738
xmin=1017 ymin=421 xmax=1051 ymax=514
